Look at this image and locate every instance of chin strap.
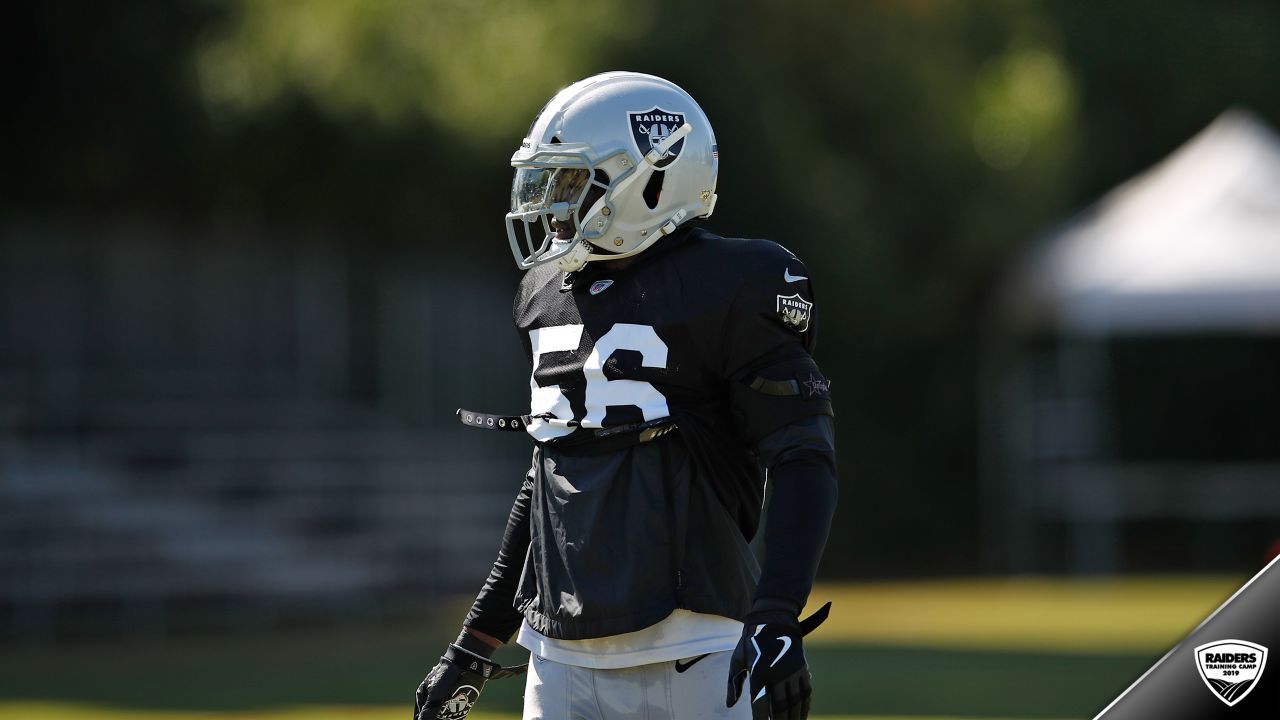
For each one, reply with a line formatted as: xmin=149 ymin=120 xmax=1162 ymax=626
xmin=555 ymin=240 xmax=594 ymax=272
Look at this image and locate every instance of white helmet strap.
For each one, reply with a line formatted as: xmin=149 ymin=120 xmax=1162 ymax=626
xmin=607 ymin=122 xmax=694 ymax=200
xmin=562 ymin=122 xmax=696 ymax=271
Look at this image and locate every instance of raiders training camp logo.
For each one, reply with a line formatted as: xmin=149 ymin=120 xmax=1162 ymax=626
xmin=1195 ymin=640 xmax=1268 ymax=707
xmin=628 ymin=107 xmax=686 ymax=168
xmin=437 ymin=684 xmax=480 ymax=719
xmin=777 ymin=293 xmax=814 ymax=332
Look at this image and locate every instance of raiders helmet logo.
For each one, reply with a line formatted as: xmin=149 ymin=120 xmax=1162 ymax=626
xmin=628 ymin=107 xmax=687 ymax=168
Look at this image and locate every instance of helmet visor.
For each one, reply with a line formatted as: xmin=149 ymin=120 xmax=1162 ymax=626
xmin=511 ymin=167 xmax=591 ymax=213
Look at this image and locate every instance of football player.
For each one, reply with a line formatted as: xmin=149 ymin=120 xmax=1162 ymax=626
xmin=415 ymin=72 xmax=838 ymax=720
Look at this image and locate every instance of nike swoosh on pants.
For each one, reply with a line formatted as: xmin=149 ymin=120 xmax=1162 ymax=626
xmin=673 ymin=653 xmax=710 ymax=673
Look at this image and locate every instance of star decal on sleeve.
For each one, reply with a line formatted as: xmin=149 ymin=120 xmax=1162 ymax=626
xmin=802 ymin=374 xmax=830 ymax=397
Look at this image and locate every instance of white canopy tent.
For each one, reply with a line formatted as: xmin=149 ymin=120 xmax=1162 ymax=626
xmin=987 ymin=110 xmax=1280 ymax=573
xmin=1016 ymin=109 xmax=1280 ymax=335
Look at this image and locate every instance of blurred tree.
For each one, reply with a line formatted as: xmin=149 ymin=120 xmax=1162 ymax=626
xmin=3 ymin=0 xmax=1279 ymax=577
xmin=196 ymin=0 xmax=646 ymax=143
xmin=637 ymin=0 xmax=1082 ymax=574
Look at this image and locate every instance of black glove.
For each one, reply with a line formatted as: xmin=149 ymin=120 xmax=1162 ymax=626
xmin=414 ymin=632 xmax=527 ymax=720
xmin=726 ymin=601 xmax=831 ymax=720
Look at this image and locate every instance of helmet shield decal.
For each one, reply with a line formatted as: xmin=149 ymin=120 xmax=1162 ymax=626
xmin=628 ymin=107 xmax=686 ymax=168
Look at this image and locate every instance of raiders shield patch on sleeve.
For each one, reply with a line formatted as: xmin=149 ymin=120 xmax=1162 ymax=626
xmin=777 ymin=293 xmax=813 ymax=332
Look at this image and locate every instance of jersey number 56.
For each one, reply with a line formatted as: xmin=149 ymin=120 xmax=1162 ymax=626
xmin=527 ymin=323 xmax=670 ymax=441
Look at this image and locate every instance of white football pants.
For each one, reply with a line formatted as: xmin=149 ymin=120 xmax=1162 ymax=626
xmin=522 ymin=650 xmax=752 ymax=720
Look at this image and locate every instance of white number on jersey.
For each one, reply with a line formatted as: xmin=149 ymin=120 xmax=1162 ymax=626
xmin=527 ymin=323 xmax=670 ymax=441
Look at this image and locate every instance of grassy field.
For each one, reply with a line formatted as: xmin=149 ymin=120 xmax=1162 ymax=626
xmin=0 ymin=576 xmax=1242 ymax=720
xmin=806 ymin=575 xmax=1236 ymax=652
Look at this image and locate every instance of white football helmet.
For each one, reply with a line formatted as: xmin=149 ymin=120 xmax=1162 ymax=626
xmin=506 ymin=72 xmax=719 ymax=272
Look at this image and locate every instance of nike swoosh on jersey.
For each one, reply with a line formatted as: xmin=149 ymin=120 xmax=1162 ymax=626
xmin=673 ymin=653 xmax=711 ymax=673
xmin=783 ymin=269 xmax=808 ymax=283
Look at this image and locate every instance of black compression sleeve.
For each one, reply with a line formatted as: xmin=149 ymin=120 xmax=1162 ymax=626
xmin=462 ymin=468 xmax=534 ymax=642
xmin=752 ymin=414 xmax=838 ymax=615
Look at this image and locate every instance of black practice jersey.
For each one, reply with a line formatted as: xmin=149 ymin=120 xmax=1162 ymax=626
xmin=513 ymin=224 xmax=832 ymax=543
xmin=463 ymin=224 xmax=835 ymax=640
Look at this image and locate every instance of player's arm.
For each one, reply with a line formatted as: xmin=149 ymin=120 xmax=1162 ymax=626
xmin=413 ymin=466 xmax=534 ymax=720
xmin=463 ymin=465 xmax=535 ymax=642
xmin=720 ymin=247 xmax=837 ymax=719
xmin=726 ymin=374 xmax=837 ymax=720
xmin=751 ymin=413 xmax=838 ymax=612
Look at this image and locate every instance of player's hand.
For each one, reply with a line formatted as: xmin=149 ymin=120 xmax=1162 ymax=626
xmin=726 ymin=601 xmax=831 ymax=720
xmin=414 ymin=641 xmax=526 ymax=720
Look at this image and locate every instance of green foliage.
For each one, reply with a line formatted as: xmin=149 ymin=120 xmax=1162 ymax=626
xmin=5 ymin=0 xmax=1280 ymax=576
xmin=197 ymin=0 xmax=646 ymax=143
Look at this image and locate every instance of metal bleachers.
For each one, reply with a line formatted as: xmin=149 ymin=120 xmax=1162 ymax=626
xmin=0 ymin=226 xmax=531 ymax=638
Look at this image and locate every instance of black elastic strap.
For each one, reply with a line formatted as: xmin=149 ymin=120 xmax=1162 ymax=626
xmin=443 ymin=643 xmax=528 ymax=680
xmin=456 ymin=407 xmax=678 ymax=452
xmin=456 ymin=408 xmax=531 ymax=432
xmin=748 ymin=375 xmax=801 ymax=396
xmin=798 ymin=602 xmax=831 ymax=636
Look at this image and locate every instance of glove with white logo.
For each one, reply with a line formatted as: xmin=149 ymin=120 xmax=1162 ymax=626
xmin=726 ymin=601 xmax=831 ymax=720
xmin=414 ymin=631 xmax=527 ymax=720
